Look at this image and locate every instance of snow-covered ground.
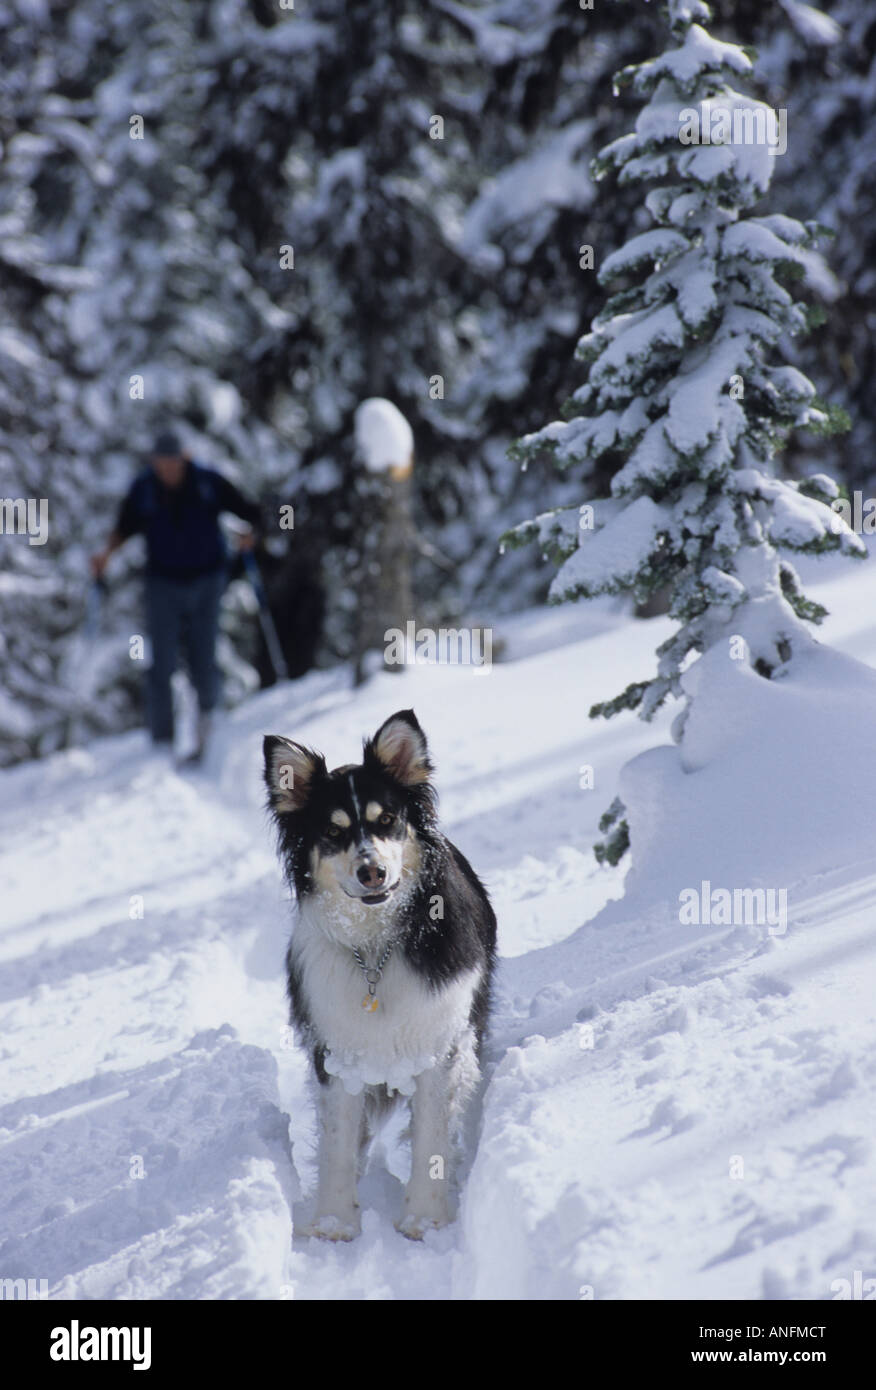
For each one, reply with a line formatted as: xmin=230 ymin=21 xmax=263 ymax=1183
xmin=1 ymin=556 xmax=875 ymax=1300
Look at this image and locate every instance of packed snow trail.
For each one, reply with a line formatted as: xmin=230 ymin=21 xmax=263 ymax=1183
xmin=1 ymin=559 xmax=875 ymax=1299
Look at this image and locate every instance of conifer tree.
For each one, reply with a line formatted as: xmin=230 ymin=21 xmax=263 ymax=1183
xmin=504 ymin=0 xmax=863 ymax=861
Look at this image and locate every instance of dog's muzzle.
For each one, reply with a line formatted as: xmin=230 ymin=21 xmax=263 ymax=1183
xmin=347 ymin=851 xmax=398 ymax=904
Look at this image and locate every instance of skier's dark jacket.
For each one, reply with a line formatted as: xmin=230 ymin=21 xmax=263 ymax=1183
xmin=115 ymin=462 xmax=261 ymax=579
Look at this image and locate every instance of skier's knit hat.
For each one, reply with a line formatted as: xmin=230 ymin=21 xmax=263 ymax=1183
xmin=152 ymin=430 xmax=182 ymax=457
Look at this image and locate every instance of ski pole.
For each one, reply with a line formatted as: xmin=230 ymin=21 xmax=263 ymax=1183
xmin=63 ymin=578 xmax=106 ymax=748
xmin=84 ymin=576 xmax=106 ymax=638
xmin=241 ymin=551 xmax=289 ymax=682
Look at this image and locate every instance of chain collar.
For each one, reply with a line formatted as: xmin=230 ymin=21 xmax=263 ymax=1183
xmin=351 ymin=941 xmax=394 ymax=1013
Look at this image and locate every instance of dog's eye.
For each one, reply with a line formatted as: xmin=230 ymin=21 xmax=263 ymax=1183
xmin=326 ymin=824 xmax=342 ymax=839
xmin=378 ymin=812 xmax=394 ymax=828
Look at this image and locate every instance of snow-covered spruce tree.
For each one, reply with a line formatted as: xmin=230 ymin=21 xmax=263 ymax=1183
xmin=504 ymin=0 xmax=863 ymax=865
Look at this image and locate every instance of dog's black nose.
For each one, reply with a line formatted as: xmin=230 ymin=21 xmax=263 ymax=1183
xmin=357 ymin=862 xmax=387 ymax=888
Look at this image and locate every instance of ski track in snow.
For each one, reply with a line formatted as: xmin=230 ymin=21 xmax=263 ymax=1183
xmin=1 ymin=567 xmax=875 ymax=1300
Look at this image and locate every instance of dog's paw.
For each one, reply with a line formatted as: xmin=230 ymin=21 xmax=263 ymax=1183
xmin=395 ymin=1211 xmax=449 ymax=1241
xmin=305 ymin=1211 xmax=361 ymax=1242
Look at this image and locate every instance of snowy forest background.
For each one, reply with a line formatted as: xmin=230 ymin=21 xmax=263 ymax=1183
xmin=1 ymin=0 xmax=874 ymax=765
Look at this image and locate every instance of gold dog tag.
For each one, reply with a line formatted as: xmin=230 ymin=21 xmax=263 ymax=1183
xmin=362 ymin=995 xmax=379 ymax=1013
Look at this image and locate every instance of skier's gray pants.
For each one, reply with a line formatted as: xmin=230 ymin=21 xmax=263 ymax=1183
xmin=145 ymin=570 xmax=225 ymax=743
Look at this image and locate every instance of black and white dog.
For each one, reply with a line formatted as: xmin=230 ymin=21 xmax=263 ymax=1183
xmin=263 ymin=709 xmax=496 ymax=1240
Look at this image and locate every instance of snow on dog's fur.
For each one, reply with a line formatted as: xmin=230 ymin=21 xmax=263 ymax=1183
xmin=264 ymin=709 xmax=496 ymax=1240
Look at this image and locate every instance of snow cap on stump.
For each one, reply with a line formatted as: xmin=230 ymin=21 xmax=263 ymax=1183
xmin=354 ymin=398 xmax=414 ymax=479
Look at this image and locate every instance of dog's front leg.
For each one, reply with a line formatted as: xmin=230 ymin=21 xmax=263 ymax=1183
xmin=397 ymin=1061 xmax=453 ymax=1240
xmin=309 ymin=1077 xmax=364 ymax=1241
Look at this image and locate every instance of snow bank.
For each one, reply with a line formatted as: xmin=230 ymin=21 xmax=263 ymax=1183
xmin=0 ymin=1027 xmax=294 ymax=1299
xmin=622 ymin=639 xmax=876 ymax=903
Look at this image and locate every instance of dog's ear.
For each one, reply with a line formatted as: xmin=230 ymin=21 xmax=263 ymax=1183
xmin=263 ymin=735 xmax=326 ymax=813
xmin=364 ymin=710 xmax=433 ymax=787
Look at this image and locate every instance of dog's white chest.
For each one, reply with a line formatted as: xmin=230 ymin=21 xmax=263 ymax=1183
xmin=291 ymin=914 xmax=479 ymax=1096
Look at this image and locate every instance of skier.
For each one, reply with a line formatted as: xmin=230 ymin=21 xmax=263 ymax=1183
xmin=91 ymin=431 xmax=261 ymax=761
